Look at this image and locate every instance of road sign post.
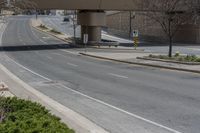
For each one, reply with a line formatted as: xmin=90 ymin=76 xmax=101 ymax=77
xmin=132 ymin=30 xmax=139 ymax=50
xmin=83 ymin=34 xmax=88 ymax=53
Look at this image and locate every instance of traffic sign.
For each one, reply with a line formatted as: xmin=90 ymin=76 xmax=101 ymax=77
xmin=132 ymin=30 xmax=139 ymax=37
xmin=83 ymin=34 xmax=88 ymax=44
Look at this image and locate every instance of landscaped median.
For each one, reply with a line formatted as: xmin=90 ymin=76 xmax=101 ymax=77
xmin=31 ymin=19 xmax=73 ymax=44
xmin=0 ymin=97 xmax=74 ymax=133
xmin=80 ymin=52 xmax=200 ymax=74
xmin=137 ymin=53 xmax=200 ymax=65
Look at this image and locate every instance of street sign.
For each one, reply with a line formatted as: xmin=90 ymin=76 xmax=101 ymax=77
xmin=132 ymin=30 xmax=139 ymax=37
xmin=83 ymin=34 xmax=88 ymax=44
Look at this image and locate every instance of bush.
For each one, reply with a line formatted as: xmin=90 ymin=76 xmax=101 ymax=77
xmin=148 ymin=54 xmax=200 ymax=63
xmin=0 ymin=97 xmax=74 ymax=133
xmin=50 ymin=29 xmax=61 ymax=34
xmin=38 ymin=24 xmax=48 ymax=30
xmin=174 ymin=51 xmax=180 ymax=57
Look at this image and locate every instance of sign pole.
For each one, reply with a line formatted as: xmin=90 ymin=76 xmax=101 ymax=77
xmin=83 ymin=34 xmax=88 ymax=53
xmin=132 ymin=30 xmax=139 ymax=50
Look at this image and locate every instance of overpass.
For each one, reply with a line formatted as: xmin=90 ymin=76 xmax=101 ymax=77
xmin=5 ymin=0 xmax=140 ymax=43
xmin=2 ymin=0 xmax=191 ymax=44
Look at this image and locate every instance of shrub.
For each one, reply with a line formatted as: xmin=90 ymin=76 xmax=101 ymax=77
xmin=174 ymin=51 xmax=180 ymax=57
xmin=0 ymin=97 xmax=74 ymax=133
xmin=38 ymin=24 xmax=48 ymax=30
xmin=50 ymin=29 xmax=61 ymax=34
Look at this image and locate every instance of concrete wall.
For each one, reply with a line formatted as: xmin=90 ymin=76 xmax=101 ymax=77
xmin=106 ymin=11 xmax=200 ymax=44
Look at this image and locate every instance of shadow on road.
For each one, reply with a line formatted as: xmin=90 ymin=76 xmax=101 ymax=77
xmin=0 ymin=44 xmax=81 ymax=52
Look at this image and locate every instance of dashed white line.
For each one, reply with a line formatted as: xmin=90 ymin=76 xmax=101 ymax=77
xmin=46 ymin=56 xmax=53 ymax=60
xmin=2 ymin=45 xmax=182 ymax=133
xmin=108 ymin=73 xmax=128 ymax=79
xmin=19 ymin=38 xmax=23 ymax=42
xmin=42 ymin=36 xmax=50 ymax=39
xmin=61 ymin=49 xmax=79 ymax=55
xmin=0 ymin=19 xmax=183 ymax=133
xmin=30 ymin=26 xmax=47 ymax=44
xmin=67 ymin=62 xmax=78 ymax=67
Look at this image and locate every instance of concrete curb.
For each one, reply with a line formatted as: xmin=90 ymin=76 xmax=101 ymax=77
xmin=0 ymin=64 xmax=109 ymax=133
xmin=137 ymin=57 xmax=200 ymax=65
xmin=80 ymin=53 xmax=200 ymax=74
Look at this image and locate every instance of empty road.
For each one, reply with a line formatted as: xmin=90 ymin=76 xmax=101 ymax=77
xmin=1 ymin=16 xmax=200 ymax=133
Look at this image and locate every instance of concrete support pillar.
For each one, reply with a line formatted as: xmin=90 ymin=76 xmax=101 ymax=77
xmin=77 ymin=10 xmax=106 ymax=44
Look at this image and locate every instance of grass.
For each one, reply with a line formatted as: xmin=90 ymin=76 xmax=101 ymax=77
xmin=38 ymin=24 xmax=48 ymax=30
xmin=50 ymin=29 xmax=62 ymax=34
xmin=149 ymin=54 xmax=200 ymax=63
xmin=0 ymin=97 xmax=75 ymax=133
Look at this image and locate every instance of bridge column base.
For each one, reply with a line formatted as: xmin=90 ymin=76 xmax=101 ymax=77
xmin=77 ymin=10 xmax=106 ymax=44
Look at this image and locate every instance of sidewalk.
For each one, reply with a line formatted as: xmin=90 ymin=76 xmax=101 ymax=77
xmin=80 ymin=52 xmax=200 ymax=74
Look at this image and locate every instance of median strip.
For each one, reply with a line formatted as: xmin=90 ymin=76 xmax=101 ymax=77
xmin=80 ymin=52 xmax=200 ymax=74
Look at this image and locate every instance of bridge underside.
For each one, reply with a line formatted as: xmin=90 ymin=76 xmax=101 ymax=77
xmin=12 ymin=0 xmax=139 ymax=44
xmin=24 ymin=0 xmax=138 ymax=10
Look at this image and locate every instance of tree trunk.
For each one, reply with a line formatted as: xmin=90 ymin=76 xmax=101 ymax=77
xmin=73 ymin=11 xmax=76 ymax=44
xmin=168 ymin=19 xmax=172 ymax=57
xmin=169 ymin=36 xmax=172 ymax=57
xmin=129 ymin=11 xmax=132 ymax=39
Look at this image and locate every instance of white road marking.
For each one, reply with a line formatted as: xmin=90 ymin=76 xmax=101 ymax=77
xmin=46 ymin=56 xmax=53 ymax=60
xmin=22 ymin=42 xmax=26 ymax=45
xmin=67 ymin=62 xmax=78 ymax=67
xmin=60 ymin=85 xmax=182 ymax=133
xmin=2 ymin=49 xmax=182 ymax=133
xmin=42 ymin=36 xmax=50 ymax=39
xmin=108 ymin=73 xmax=128 ymax=79
xmin=61 ymin=49 xmax=79 ymax=55
xmin=19 ymin=38 xmax=23 ymax=42
xmin=52 ymin=52 xmax=62 ymax=56
xmin=5 ymin=55 xmax=51 ymax=81
xmin=30 ymin=26 xmax=47 ymax=44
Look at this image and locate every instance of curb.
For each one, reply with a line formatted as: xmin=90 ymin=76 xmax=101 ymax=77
xmin=137 ymin=57 xmax=200 ymax=65
xmin=0 ymin=64 xmax=109 ymax=133
xmin=32 ymin=25 xmax=71 ymax=44
xmin=89 ymin=46 xmax=147 ymax=52
xmin=80 ymin=53 xmax=200 ymax=74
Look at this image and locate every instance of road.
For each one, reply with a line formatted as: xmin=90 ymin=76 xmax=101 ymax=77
xmin=1 ymin=15 xmax=200 ymax=133
xmin=40 ymin=15 xmax=200 ymax=56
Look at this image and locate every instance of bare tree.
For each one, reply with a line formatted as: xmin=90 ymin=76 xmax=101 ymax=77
xmin=7 ymin=0 xmax=37 ymax=15
xmin=138 ymin=0 xmax=196 ymax=57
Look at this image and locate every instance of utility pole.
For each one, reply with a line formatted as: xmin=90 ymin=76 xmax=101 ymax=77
xmin=129 ymin=11 xmax=135 ymax=39
xmin=73 ymin=10 xmax=77 ymax=44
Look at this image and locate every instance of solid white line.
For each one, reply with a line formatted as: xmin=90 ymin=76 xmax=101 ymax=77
xmin=0 ymin=21 xmax=183 ymax=132
xmin=30 ymin=26 xmax=47 ymax=44
xmin=67 ymin=62 xmax=78 ymax=67
xmin=5 ymin=55 xmax=51 ymax=81
xmin=60 ymin=84 xmax=182 ymax=133
xmin=3 ymin=54 xmax=181 ymax=132
xmin=108 ymin=73 xmax=128 ymax=79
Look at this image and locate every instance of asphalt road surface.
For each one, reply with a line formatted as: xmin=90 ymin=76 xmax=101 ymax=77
xmin=1 ymin=16 xmax=200 ymax=133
